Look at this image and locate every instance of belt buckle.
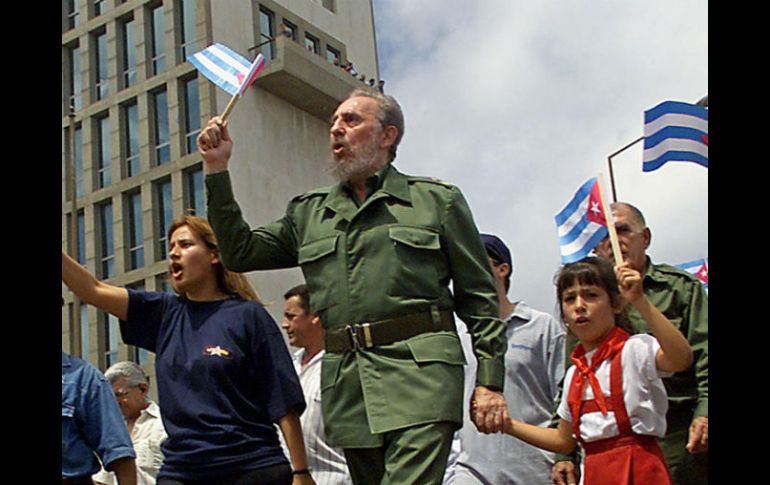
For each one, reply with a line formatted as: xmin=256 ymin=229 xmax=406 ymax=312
xmin=345 ymin=323 xmax=374 ymax=351
xmin=345 ymin=324 xmax=361 ymax=351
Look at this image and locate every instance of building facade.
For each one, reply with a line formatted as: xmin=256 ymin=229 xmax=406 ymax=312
xmin=61 ymin=0 xmax=379 ymax=383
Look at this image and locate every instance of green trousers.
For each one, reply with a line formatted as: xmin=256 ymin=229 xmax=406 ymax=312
xmin=343 ymin=421 xmax=455 ymax=485
xmin=661 ymin=413 xmax=708 ymax=485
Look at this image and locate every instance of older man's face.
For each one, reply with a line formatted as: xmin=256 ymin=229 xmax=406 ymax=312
xmin=327 ymin=96 xmax=388 ymax=181
xmin=111 ymin=377 xmax=148 ymax=421
xmin=596 ymin=204 xmax=650 ymax=272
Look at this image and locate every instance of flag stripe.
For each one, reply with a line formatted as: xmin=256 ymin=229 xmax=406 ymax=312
xmin=554 ymin=177 xmax=597 ymax=226
xmin=560 ymin=227 xmax=608 ymax=263
xmin=644 ymin=100 xmax=708 ymax=124
xmin=644 ymin=112 xmax=708 ymax=137
xmin=186 ymin=43 xmax=256 ymax=96
xmin=643 ymin=150 xmax=709 ymax=172
xmin=188 ymin=54 xmax=241 ymax=95
xmin=643 ymin=126 xmax=708 ymax=149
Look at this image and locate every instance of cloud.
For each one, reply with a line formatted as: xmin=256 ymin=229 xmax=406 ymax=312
xmin=373 ymin=0 xmax=708 ymax=311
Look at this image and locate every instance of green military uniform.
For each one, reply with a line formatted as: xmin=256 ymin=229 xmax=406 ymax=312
xmin=563 ymin=257 xmax=708 ymax=484
xmin=205 ymin=164 xmax=506 ymax=483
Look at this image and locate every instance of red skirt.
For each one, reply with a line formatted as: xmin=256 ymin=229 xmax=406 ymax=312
xmin=582 ymin=434 xmax=672 ymax=485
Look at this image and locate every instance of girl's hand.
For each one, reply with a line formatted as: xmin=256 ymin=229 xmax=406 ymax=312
xmin=616 ymin=262 xmax=644 ymax=305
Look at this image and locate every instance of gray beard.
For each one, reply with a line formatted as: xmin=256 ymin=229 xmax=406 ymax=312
xmin=325 ymin=140 xmax=381 ymax=183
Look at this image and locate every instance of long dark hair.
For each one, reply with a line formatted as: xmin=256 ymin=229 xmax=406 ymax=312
xmin=555 ymin=256 xmax=636 ymax=335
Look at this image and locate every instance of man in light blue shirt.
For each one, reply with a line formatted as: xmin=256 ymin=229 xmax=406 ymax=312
xmin=447 ymin=234 xmax=565 ymax=485
xmin=62 ymin=294 xmax=136 ymax=484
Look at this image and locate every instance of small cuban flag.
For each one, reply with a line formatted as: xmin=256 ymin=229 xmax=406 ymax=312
xmin=675 ymin=258 xmax=708 ymax=292
xmin=554 ymin=177 xmax=609 ymax=264
xmin=643 ymin=100 xmax=708 ymax=172
xmin=187 ymin=43 xmax=266 ymax=97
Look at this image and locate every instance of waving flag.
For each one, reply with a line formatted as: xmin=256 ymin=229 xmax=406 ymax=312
xmin=555 ymin=177 xmax=609 ymax=264
xmin=643 ymin=100 xmax=708 ymax=172
xmin=675 ymin=258 xmax=708 ymax=291
xmin=187 ymin=43 xmax=265 ymax=96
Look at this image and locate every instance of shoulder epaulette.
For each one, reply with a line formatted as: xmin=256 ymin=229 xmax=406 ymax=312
xmin=292 ymin=185 xmax=333 ymax=202
xmin=406 ymin=175 xmax=455 ymax=189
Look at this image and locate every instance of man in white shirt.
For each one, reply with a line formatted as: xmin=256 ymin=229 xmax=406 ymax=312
xmin=93 ymin=361 xmax=168 ymax=485
xmin=282 ymin=285 xmax=353 ymax=485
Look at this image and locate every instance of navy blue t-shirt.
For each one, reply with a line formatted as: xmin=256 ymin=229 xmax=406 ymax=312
xmin=120 ymin=290 xmax=305 ymax=480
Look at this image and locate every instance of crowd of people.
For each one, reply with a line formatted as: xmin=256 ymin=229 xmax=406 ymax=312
xmin=62 ymin=88 xmax=708 ymax=485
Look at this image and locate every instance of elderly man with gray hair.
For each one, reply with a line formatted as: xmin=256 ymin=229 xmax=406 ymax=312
xmin=93 ymin=362 xmax=168 ymax=485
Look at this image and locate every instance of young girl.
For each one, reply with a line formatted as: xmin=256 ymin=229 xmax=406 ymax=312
xmin=62 ymin=216 xmax=315 ymax=485
xmin=498 ymin=256 xmax=692 ymax=485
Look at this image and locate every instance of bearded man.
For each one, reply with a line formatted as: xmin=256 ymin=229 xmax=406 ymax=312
xmin=197 ymin=89 xmax=509 ymax=485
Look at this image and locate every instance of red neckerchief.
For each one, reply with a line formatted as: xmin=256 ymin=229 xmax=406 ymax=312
xmin=568 ymin=326 xmax=630 ymax=423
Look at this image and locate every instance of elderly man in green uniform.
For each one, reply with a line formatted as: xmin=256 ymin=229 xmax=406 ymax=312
xmin=197 ymin=88 xmax=509 ymax=485
xmin=551 ymin=202 xmax=708 ymax=485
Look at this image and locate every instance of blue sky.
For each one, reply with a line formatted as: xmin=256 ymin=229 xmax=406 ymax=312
xmin=371 ymin=0 xmax=708 ymax=312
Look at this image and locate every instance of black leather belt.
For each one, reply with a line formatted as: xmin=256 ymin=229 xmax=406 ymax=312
xmin=325 ymin=308 xmax=455 ymax=352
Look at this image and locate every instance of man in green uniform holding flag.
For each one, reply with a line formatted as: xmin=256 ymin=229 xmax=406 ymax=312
xmin=552 ymin=202 xmax=708 ymax=485
xmin=197 ymin=88 xmax=509 ymax=485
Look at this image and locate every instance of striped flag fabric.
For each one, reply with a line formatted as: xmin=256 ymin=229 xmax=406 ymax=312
xmin=187 ymin=43 xmax=265 ymax=96
xmin=554 ymin=177 xmax=609 ymax=264
xmin=675 ymin=258 xmax=708 ymax=291
xmin=643 ymin=100 xmax=708 ymax=172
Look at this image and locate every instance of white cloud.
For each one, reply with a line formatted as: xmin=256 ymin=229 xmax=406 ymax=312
xmin=373 ymin=0 xmax=708 ymax=312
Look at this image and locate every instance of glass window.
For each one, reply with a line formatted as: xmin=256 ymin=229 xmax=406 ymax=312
xmin=150 ymin=4 xmax=166 ymax=75
xmin=66 ymin=0 xmax=81 ymax=29
xmin=123 ymin=101 xmax=140 ymax=177
xmin=279 ymin=20 xmax=297 ymax=41
xmin=322 ymin=0 xmax=336 ymax=13
xmin=156 ymin=274 xmax=174 ymax=293
xmin=259 ymin=8 xmax=274 ymax=60
xmin=80 ymin=304 xmax=90 ymax=360
xmin=96 ymin=115 xmax=111 ymax=188
xmin=103 ymin=312 xmax=120 ymax=367
xmin=68 ymin=124 xmax=84 ymax=198
xmin=326 ymin=45 xmax=340 ymax=65
xmin=179 ymin=0 xmax=197 ymax=59
xmin=185 ymin=166 xmax=205 ymax=217
xmin=127 ymin=191 xmax=144 ymax=270
xmin=155 ymin=179 xmax=173 ymax=259
xmin=121 ymin=18 xmax=137 ymax=88
xmin=304 ymin=33 xmax=320 ymax=55
xmin=77 ymin=210 xmax=86 ymax=265
xmin=93 ymin=0 xmax=107 ymax=17
xmin=95 ymin=30 xmax=109 ymax=100
xmin=98 ymin=201 xmax=115 ymax=278
xmin=152 ymin=89 xmax=170 ymax=165
xmin=68 ymin=44 xmax=82 ymax=111
xmin=183 ymin=77 xmax=200 ymax=154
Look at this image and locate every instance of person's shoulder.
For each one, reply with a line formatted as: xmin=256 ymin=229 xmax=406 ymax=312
xmin=291 ymin=185 xmax=334 ymax=204
xmin=649 ymin=260 xmax=702 ymax=287
xmin=404 ymin=173 xmax=457 ymax=190
xmin=63 ymin=352 xmax=109 ymax=384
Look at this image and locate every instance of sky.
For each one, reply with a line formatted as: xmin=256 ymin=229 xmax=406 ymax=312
xmin=371 ymin=0 xmax=708 ymax=314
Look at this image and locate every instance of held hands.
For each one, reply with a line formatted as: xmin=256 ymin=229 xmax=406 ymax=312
xmin=197 ymin=116 xmax=233 ymax=173
xmin=551 ymin=460 xmax=578 ymax=485
xmin=470 ymin=386 xmax=510 ymax=434
xmin=615 ymin=262 xmax=644 ymax=305
xmin=686 ymin=416 xmax=708 ymax=454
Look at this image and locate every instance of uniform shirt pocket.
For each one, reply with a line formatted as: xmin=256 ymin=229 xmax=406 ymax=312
xmin=387 ymin=225 xmax=443 ymax=298
xmin=298 ymin=234 xmax=340 ymax=312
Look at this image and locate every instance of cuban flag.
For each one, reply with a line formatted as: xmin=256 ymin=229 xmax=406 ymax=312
xmin=643 ymin=100 xmax=708 ymax=172
xmin=187 ymin=43 xmax=266 ymax=96
xmin=675 ymin=258 xmax=708 ymax=291
xmin=554 ymin=177 xmax=609 ymax=264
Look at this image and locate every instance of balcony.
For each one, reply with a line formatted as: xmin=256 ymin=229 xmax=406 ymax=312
xmin=254 ymin=36 xmax=366 ymax=120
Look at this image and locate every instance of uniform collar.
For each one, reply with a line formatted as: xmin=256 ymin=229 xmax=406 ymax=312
xmin=325 ymin=164 xmax=412 ymax=216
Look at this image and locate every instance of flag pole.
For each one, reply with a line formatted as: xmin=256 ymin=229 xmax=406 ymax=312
xmin=220 ymin=94 xmax=240 ymax=123
xmin=607 ymin=136 xmax=643 ymax=202
xmin=596 ymin=172 xmax=623 ymax=267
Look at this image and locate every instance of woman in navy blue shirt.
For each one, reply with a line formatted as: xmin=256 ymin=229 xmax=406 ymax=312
xmin=63 ymin=216 xmax=314 ymax=485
